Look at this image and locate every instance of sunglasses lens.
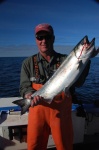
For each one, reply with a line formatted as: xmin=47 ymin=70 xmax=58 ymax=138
xmin=36 ymin=35 xmax=52 ymax=41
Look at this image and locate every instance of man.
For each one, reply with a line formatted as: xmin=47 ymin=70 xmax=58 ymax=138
xmin=19 ymin=23 xmax=99 ymax=150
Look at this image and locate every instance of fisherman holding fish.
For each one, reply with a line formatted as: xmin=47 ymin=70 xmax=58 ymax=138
xmin=18 ymin=23 xmax=99 ymax=150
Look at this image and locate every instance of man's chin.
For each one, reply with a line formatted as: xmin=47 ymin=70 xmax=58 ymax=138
xmin=41 ymin=49 xmax=49 ymax=53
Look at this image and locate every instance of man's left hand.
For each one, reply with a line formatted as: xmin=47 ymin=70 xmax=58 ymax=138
xmin=92 ymin=47 xmax=99 ymax=58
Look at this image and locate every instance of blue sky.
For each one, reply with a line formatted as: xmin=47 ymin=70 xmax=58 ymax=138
xmin=0 ymin=0 xmax=99 ymax=56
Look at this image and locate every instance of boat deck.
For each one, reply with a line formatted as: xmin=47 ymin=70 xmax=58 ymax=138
xmin=0 ymin=97 xmax=99 ymax=150
xmin=51 ymin=144 xmax=99 ymax=150
xmin=74 ymin=134 xmax=99 ymax=150
xmin=49 ymin=134 xmax=99 ymax=150
xmin=0 ymin=134 xmax=99 ymax=150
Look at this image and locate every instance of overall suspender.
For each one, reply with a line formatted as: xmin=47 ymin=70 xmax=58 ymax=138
xmin=33 ymin=54 xmax=61 ymax=83
xmin=33 ymin=55 xmax=40 ymax=82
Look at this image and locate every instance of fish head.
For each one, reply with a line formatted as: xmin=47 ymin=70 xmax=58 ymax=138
xmin=74 ymin=36 xmax=95 ymax=59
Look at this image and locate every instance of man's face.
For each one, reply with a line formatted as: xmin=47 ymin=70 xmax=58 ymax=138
xmin=35 ymin=31 xmax=54 ymax=54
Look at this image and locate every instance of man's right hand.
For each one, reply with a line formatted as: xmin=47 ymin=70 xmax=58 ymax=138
xmin=25 ymin=93 xmax=44 ymax=107
xmin=24 ymin=92 xmax=33 ymax=99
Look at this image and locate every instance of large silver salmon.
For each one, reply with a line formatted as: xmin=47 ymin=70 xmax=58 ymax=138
xmin=13 ymin=35 xmax=95 ymax=114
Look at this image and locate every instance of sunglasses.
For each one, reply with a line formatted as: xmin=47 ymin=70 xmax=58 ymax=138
xmin=36 ymin=35 xmax=52 ymax=41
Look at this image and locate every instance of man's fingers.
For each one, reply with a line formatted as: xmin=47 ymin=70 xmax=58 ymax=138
xmin=31 ymin=95 xmax=43 ymax=107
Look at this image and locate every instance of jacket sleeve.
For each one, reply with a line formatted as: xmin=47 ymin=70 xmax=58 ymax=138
xmin=19 ymin=58 xmax=35 ymax=98
xmin=74 ymin=60 xmax=91 ymax=87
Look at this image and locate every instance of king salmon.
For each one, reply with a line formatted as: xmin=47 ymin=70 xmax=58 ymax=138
xmin=13 ymin=35 xmax=95 ymax=114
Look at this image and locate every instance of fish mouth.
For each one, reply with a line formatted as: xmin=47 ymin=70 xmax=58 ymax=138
xmin=83 ymin=37 xmax=95 ymax=52
xmin=89 ymin=38 xmax=95 ymax=48
xmin=74 ymin=36 xmax=95 ymax=59
xmin=83 ymin=35 xmax=89 ymax=45
xmin=83 ymin=37 xmax=95 ymax=54
xmin=81 ymin=36 xmax=95 ymax=52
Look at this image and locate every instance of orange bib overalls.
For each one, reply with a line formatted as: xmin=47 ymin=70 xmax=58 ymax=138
xmin=27 ymin=83 xmax=73 ymax=150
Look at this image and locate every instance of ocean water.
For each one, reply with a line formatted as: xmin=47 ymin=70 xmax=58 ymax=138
xmin=0 ymin=57 xmax=99 ymax=103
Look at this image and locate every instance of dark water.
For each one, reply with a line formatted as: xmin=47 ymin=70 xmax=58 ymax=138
xmin=0 ymin=57 xmax=26 ymax=97
xmin=0 ymin=57 xmax=99 ymax=103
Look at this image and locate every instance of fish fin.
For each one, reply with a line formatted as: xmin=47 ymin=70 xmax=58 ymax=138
xmin=21 ymin=104 xmax=30 ymax=115
xmin=12 ymin=99 xmax=24 ymax=106
xmin=63 ymin=88 xmax=71 ymax=97
xmin=76 ymin=63 xmax=80 ymax=69
xmin=63 ymin=87 xmax=68 ymax=93
xmin=12 ymin=99 xmax=30 ymax=115
xmin=75 ymin=60 xmax=82 ymax=70
xmin=78 ymin=60 xmax=83 ymax=69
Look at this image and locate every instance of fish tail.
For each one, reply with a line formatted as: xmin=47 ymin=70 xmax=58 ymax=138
xmin=12 ymin=99 xmax=30 ymax=115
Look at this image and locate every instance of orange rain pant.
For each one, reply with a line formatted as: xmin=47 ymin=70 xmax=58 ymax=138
xmin=27 ymin=83 xmax=73 ymax=150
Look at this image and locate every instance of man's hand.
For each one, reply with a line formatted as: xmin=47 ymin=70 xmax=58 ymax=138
xmin=25 ymin=92 xmax=33 ymax=99
xmin=92 ymin=47 xmax=99 ymax=58
xmin=31 ymin=95 xmax=44 ymax=107
xmin=25 ymin=93 xmax=44 ymax=107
